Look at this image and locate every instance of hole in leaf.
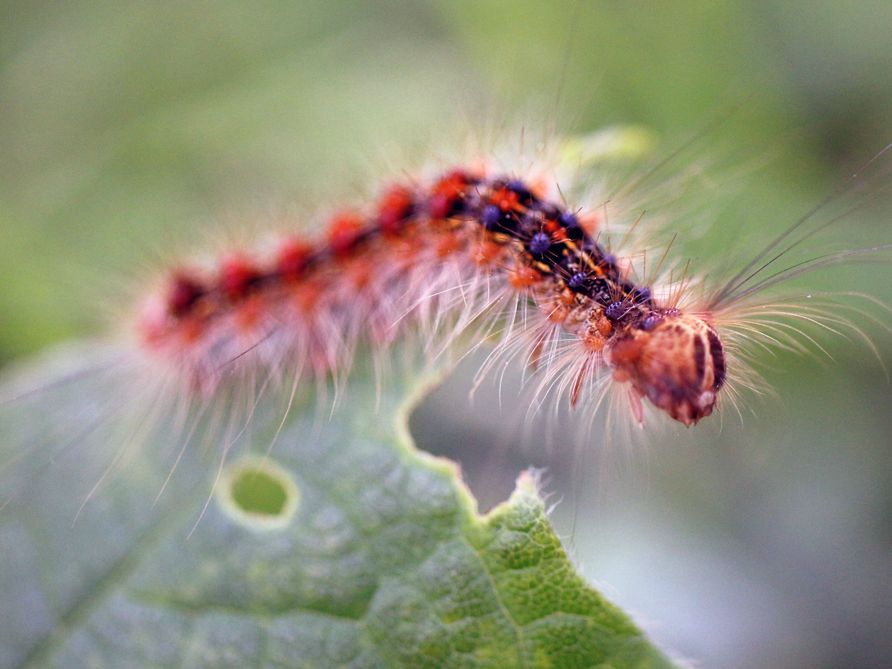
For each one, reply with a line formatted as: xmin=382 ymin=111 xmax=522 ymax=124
xmin=218 ymin=457 xmax=299 ymax=529
xmin=232 ymin=468 xmax=287 ymax=515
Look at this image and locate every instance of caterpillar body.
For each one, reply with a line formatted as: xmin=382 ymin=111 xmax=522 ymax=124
xmin=141 ymin=160 xmax=730 ymax=428
xmin=3 ymin=126 xmax=889 ymax=510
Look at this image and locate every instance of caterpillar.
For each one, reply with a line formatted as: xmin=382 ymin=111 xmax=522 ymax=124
xmin=2 ymin=126 xmax=889 ymax=519
xmin=141 ymin=161 xmax=726 ymax=426
xmin=134 ymin=131 xmax=890 ymax=434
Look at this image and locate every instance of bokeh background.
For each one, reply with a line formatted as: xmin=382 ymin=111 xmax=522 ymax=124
xmin=2 ymin=1 xmax=891 ymax=667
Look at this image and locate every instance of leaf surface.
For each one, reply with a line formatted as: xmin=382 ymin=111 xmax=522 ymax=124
xmin=0 ymin=346 xmax=674 ymax=668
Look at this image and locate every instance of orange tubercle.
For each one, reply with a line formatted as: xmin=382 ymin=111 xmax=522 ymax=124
xmin=220 ymin=256 xmax=262 ymax=300
xmin=377 ymin=185 xmax=414 ymax=235
xmin=327 ymin=212 xmax=365 ymax=256
xmin=276 ymin=238 xmax=313 ymax=279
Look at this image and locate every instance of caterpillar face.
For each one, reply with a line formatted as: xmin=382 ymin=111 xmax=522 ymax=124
xmin=609 ymin=314 xmax=727 ymax=426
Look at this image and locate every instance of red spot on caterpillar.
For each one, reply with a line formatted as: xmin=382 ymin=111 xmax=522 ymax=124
xmin=276 ymin=238 xmax=313 ymax=280
xmin=377 ymin=185 xmax=414 ymax=235
xmin=429 ymin=169 xmax=472 ymax=218
xmin=327 ymin=213 xmax=364 ymax=257
xmin=490 ymin=186 xmax=520 ymax=213
xmin=166 ymin=272 xmax=205 ymax=317
xmin=543 ymin=218 xmax=568 ymax=242
xmin=220 ymin=256 xmax=262 ymax=300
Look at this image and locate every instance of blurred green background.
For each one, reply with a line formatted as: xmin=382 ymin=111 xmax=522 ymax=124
xmin=1 ymin=1 xmax=891 ymax=668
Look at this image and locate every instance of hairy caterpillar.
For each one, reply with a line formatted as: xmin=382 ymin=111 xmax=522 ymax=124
xmin=1 ymin=125 xmax=889 ymax=516
xmin=143 ymin=163 xmax=724 ymax=426
xmin=136 ymin=132 xmax=890 ymax=430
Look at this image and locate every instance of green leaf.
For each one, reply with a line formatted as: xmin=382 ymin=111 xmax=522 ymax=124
xmin=0 ymin=345 xmax=674 ymax=668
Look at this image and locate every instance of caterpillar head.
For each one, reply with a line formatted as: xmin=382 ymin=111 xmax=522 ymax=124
xmin=609 ymin=313 xmax=726 ymax=426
